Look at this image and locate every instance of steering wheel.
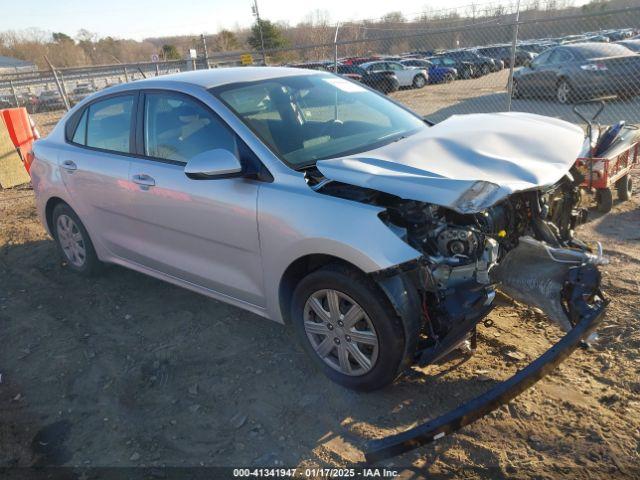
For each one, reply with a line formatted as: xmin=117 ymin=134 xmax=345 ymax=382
xmin=317 ymin=119 xmax=344 ymax=139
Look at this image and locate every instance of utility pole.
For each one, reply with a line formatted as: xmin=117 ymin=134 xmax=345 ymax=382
xmin=333 ymin=22 xmax=341 ymax=73
xmin=251 ymin=0 xmax=267 ymax=65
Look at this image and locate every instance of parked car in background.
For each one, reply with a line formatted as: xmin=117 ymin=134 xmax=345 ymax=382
xmin=38 ymin=90 xmax=66 ymax=111
xmin=441 ymin=50 xmax=496 ymax=76
xmin=476 ymin=45 xmax=535 ymax=67
xmin=360 ymin=61 xmax=428 ymax=88
xmin=335 ymin=64 xmax=400 ymax=94
xmin=399 ymin=58 xmax=457 ymax=83
xmin=512 ymin=42 xmax=640 ymax=103
xmin=427 ymin=55 xmax=474 ymax=79
xmin=70 ymin=84 xmax=96 ymax=105
xmin=616 ymin=39 xmax=640 ymax=53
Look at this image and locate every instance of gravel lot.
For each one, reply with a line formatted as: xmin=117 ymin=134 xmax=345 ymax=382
xmin=1 ymin=74 xmax=639 ymax=477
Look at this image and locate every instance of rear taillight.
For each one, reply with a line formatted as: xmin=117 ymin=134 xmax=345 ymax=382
xmin=580 ymin=63 xmax=608 ymax=71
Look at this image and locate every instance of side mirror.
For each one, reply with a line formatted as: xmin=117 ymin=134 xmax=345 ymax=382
xmin=184 ymin=149 xmax=242 ymax=180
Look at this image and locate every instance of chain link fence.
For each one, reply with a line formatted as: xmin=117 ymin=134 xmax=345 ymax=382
xmin=1 ymin=4 xmax=639 ymax=128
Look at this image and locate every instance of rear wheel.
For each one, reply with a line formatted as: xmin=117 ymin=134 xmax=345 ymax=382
xmin=52 ymin=203 xmax=101 ymax=276
xmin=556 ymin=79 xmax=573 ymax=104
xmin=291 ymin=263 xmax=415 ymax=391
xmin=596 ymin=188 xmax=613 ymax=213
xmin=616 ymin=174 xmax=633 ymax=201
xmin=445 ymin=72 xmax=455 ymax=83
xmin=481 ymin=64 xmax=490 ymax=75
xmin=412 ymin=74 xmax=427 ymax=88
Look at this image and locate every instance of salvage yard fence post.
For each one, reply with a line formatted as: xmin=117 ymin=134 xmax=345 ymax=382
xmin=507 ymin=0 xmax=522 ymax=112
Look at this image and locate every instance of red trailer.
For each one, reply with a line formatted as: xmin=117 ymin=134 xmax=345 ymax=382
xmin=575 ymin=139 xmax=639 ymax=213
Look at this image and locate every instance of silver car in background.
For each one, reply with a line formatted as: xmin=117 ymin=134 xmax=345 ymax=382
xmin=32 ymin=68 xmax=606 ymax=400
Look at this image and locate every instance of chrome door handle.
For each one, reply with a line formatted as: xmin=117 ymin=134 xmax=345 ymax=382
xmin=132 ymin=174 xmax=156 ymax=187
xmin=61 ymin=160 xmax=77 ymax=171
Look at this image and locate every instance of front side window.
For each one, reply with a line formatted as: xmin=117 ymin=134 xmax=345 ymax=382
xmin=85 ymin=95 xmax=134 ymax=153
xmin=144 ymin=93 xmax=237 ymax=163
xmin=213 ymin=74 xmax=426 ymax=167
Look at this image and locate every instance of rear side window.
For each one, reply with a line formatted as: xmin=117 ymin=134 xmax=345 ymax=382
xmin=71 ymin=109 xmax=88 ymax=144
xmin=144 ymin=93 xmax=237 ymax=163
xmin=85 ymin=95 xmax=134 ymax=153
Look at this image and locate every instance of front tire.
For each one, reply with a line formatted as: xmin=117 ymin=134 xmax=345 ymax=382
xmin=291 ymin=264 xmax=414 ymax=391
xmin=52 ymin=203 xmax=101 ymax=276
xmin=556 ymin=79 xmax=574 ymax=104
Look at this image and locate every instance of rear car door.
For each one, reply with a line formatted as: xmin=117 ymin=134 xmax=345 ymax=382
xmin=386 ymin=62 xmax=412 ymax=86
xmin=60 ymin=93 xmax=137 ymax=258
xmin=125 ymin=90 xmax=265 ymax=307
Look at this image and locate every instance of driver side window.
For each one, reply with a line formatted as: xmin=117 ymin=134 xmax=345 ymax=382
xmin=144 ymin=93 xmax=237 ymax=163
xmin=531 ymin=50 xmax=552 ymax=67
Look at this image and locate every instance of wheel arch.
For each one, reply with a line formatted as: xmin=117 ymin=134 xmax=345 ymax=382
xmin=278 ymin=254 xmax=367 ymax=325
xmin=44 ymin=196 xmax=68 ymax=237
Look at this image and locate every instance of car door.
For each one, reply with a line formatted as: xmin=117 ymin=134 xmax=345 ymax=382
xmin=60 ymin=93 xmax=137 ymax=259
xmin=125 ymin=90 xmax=265 ymax=307
xmin=386 ymin=62 xmax=412 ymax=86
xmin=522 ymin=49 xmax=553 ymax=95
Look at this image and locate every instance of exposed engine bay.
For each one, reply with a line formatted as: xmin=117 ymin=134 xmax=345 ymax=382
xmin=306 ymin=164 xmax=606 ymax=365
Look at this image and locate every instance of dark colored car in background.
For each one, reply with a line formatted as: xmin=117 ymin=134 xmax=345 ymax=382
xmin=335 ymin=64 xmax=400 ymax=94
xmin=512 ymin=42 xmax=640 ymax=103
xmin=477 ymin=45 xmax=535 ymax=67
xmin=427 ymin=55 xmax=474 ymax=79
xmin=441 ymin=49 xmax=496 ymax=76
xmin=400 ymin=58 xmax=457 ymax=83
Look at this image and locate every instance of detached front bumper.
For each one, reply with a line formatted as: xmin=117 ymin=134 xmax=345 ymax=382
xmin=364 ymin=254 xmax=607 ymax=463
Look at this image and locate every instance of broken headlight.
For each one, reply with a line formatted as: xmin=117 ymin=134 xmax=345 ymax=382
xmin=452 ymin=181 xmax=501 ymax=214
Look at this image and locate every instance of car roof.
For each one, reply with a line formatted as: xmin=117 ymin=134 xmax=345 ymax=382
xmin=109 ymin=66 xmax=323 ymax=90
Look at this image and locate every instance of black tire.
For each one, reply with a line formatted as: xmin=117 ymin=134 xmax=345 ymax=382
xmin=461 ymin=68 xmax=472 ymax=80
xmin=291 ymin=263 xmax=416 ymax=391
xmin=412 ymin=74 xmax=427 ymax=89
xmin=445 ymin=73 xmax=455 ymax=83
xmin=556 ymin=79 xmax=574 ymax=104
xmin=481 ymin=64 xmax=490 ymax=76
xmin=616 ymin=174 xmax=633 ymax=201
xmin=52 ymin=203 xmax=101 ymax=276
xmin=511 ymin=78 xmax=522 ymax=99
xmin=596 ymin=188 xmax=613 ymax=213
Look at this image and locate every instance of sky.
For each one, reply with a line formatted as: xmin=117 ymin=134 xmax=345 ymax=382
xmin=1 ymin=0 xmax=544 ymax=40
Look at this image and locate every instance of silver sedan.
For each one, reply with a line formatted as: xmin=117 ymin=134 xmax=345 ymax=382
xmin=32 ymin=67 xmax=605 ymax=392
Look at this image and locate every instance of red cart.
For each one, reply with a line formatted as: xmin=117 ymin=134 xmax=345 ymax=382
xmin=575 ymin=140 xmax=639 ymax=213
xmin=572 ymin=102 xmax=639 ymax=213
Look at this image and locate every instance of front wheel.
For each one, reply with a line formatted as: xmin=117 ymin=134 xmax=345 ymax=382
xmin=556 ymin=79 xmax=574 ymax=104
xmin=291 ymin=264 xmax=415 ymax=391
xmin=481 ymin=64 xmax=490 ymax=75
xmin=596 ymin=188 xmax=613 ymax=213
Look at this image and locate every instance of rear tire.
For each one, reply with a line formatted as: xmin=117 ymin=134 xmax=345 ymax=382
xmin=52 ymin=203 xmax=101 ymax=276
xmin=481 ymin=64 xmax=490 ymax=75
xmin=412 ymin=74 xmax=426 ymax=89
xmin=290 ymin=263 xmax=415 ymax=391
xmin=596 ymin=188 xmax=614 ymax=213
xmin=616 ymin=174 xmax=633 ymax=201
xmin=511 ymin=79 xmax=522 ymax=99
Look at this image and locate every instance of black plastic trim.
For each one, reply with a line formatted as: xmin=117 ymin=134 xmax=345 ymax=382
xmin=364 ymin=282 xmax=607 ymax=463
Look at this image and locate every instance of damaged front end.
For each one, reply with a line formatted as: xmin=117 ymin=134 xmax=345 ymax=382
xmin=307 ymin=163 xmax=608 ymax=461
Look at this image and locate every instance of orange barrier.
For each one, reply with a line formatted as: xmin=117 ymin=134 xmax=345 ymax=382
xmin=1 ymin=107 xmax=39 ymax=173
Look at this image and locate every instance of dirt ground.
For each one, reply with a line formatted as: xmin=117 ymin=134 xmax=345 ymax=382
xmin=1 ymin=77 xmax=639 ymax=478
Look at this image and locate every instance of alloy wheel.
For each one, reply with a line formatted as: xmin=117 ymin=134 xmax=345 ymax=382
xmin=557 ymin=81 xmax=571 ymax=104
xmin=303 ymin=289 xmax=379 ymax=376
xmin=56 ymin=214 xmax=87 ymax=267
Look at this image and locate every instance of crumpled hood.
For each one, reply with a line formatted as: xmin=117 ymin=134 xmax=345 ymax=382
xmin=316 ymin=112 xmax=586 ymax=212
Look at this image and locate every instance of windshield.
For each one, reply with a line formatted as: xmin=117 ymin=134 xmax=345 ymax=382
xmin=211 ymin=73 xmax=426 ymax=168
